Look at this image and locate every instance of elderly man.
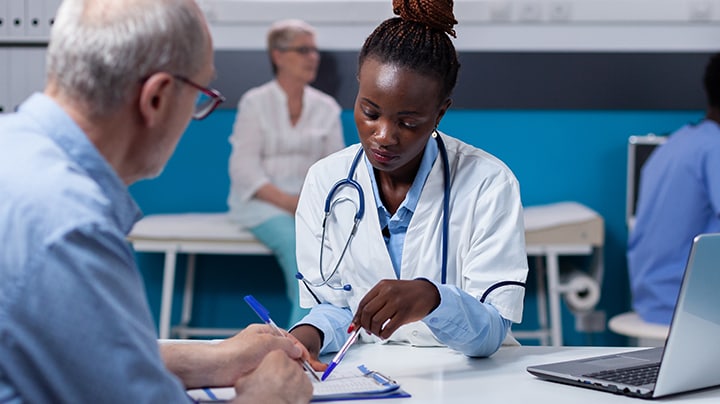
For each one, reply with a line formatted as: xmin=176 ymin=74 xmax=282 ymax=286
xmin=0 ymin=1 xmax=312 ymax=403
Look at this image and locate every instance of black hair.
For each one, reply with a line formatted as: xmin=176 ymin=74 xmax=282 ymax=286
xmin=358 ymin=0 xmax=460 ymax=103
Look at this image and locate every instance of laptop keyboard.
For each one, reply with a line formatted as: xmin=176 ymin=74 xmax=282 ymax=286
xmin=583 ymin=363 xmax=660 ymax=386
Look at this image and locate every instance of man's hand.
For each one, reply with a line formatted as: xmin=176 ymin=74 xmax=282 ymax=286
xmin=231 ymin=350 xmax=313 ymax=404
xmin=212 ymin=324 xmax=305 ymax=384
xmin=162 ymin=324 xmax=304 ymax=388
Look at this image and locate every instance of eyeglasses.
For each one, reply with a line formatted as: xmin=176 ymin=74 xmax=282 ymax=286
xmin=172 ymin=75 xmax=226 ymax=120
xmin=277 ymin=46 xmax=319 ymax=55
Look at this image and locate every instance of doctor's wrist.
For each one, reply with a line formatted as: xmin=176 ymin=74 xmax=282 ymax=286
xmin=289 ymin=324 xmax=324 ymax=358
xmin=414 ymin=278 xmax=441 ymax=315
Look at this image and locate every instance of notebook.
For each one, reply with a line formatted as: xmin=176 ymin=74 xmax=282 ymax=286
xmin=527 ymin=233 xmax=720 ymax=399
xmin=187 ymin=364 xmax=410 ymax=402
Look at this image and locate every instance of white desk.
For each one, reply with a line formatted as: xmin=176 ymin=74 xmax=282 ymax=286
xmin=131 ymin=204 xmax=604 ymax=345
xmin=181 ymin=344 xmax=720 ymax=403
xmin=317 ymin=344 xmax=720 ymax=403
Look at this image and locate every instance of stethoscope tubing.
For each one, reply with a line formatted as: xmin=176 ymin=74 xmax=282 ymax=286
xmin=297 ymin=133 xmax=450 ymax=291
xmin=296 ymin=132 xmax=526 ymax=305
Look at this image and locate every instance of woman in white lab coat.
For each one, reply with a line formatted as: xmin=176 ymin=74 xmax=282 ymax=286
xmin=291 ymin=0 xmax=528 ymax=364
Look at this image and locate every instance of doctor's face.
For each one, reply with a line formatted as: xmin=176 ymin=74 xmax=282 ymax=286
xmin=354 ymin=58 xmax=450 ymax=177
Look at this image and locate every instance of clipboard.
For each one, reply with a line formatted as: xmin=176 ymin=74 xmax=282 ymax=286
xmin=187 ymin=364 xmax=410 ymax=402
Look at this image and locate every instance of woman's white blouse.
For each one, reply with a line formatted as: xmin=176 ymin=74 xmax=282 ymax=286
xmin=227 ymin=80 xmax=344 ymax=227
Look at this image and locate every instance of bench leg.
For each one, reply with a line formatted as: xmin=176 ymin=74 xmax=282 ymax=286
xmin=545 ymin=250 xmax=563 ymax=346
xmin=159 ymin=248 xmax=178 ymax=340
xmin=177 ymin=254 xmax=197 ymax=338
xmin=535 ymin=255 xmax=550 ymax=346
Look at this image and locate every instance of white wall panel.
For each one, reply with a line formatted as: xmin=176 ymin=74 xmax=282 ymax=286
xmin=201 ymin=0 xmax=720 ymax=51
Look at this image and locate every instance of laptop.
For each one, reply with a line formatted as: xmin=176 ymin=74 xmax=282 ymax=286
xmin=527 ymin=233 xmax=720 ymax=399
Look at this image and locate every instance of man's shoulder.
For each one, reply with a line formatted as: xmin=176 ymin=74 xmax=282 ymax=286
xmin=0 ymin=133 xmax=111 ymax=241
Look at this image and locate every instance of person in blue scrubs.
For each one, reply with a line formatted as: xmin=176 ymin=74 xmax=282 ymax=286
xmin=628 ymin=53 xmax=720 ymax=325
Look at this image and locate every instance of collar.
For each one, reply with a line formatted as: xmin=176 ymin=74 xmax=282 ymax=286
xmin=365 ymin=136 xmax=439 ymax=220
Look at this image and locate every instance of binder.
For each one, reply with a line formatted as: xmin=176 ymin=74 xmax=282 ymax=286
xmin=27 ymin=47 xmax=47 ymax=95
xmin=44 ymin=0 xmax=62 ymax=35
xmin=0 ymin=48 xmax=9 ymax=114
xmin=7 ymin=0 xmax=26 ymax=38
xmin=8 ymin=47 xmax=30 ymax=112
xmin=0 ymin=1 xmax=9 ymax=39
xmin=27 ymin=0 xmax=44 ymax=38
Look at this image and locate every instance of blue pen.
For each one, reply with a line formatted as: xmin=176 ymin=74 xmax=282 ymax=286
xmin=321 ymin=325 xmax=361 ymax=381
xmin=244 ymin=295 xmax=321 ymax=382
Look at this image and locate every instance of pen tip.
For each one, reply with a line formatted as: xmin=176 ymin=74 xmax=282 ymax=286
xmin=347 ymin=324 xmax=355 ymax=333
xmin=321 ymin=362 xmax=336 ymax=381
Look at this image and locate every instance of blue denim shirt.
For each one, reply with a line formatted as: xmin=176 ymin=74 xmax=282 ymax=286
xmin=0 ymin=94 xmax=190 ymax=403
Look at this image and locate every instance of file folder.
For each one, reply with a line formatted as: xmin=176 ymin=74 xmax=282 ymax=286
xmin=44 ymin=0 xmax=63 ymax=35
xmin=0 ymin=48 xmax=9 ymax=114
xmin=0 ymin=1 xmax=9 ymax=39
xmin=27 ymin=47 xmax=47 ymax=95
xmin=7 ymin=0 xmax=26 ymax=38
xmin=27 ymin=0 xmax=44 ymax=38
xmin=8 ymin=47 xmax=33 ymax=112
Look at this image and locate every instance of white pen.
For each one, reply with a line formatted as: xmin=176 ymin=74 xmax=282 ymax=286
xmin=321 ymin=324 xmax=361 ymax=381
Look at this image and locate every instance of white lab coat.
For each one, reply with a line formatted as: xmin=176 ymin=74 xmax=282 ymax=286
xmin=296 ymin=133 xmax=528 ymax=346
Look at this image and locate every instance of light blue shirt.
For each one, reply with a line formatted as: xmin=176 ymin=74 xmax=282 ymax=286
xmin=0 ymin=94 xmax=191 ymax=403
xmin=368 ymin=136 xmax=438 ymax=276
xmin=628 ymin=119 xmax=720 ymax=324
xmin=299 ymin=137 xmax=510 ymax=357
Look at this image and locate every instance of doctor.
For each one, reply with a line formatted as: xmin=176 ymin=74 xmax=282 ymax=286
xmin=291 ymin=0 xmax=528 ymax=363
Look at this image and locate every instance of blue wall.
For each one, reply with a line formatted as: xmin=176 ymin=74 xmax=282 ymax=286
xmin=131 ymin=108 xmax=704 ymax=344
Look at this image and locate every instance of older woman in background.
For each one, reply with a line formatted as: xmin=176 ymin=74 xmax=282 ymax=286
xmin=227 ymin=19 xmax=345 ymax=327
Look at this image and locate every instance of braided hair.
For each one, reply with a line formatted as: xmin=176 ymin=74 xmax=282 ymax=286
xmin=359 ymin=0 xmax=460 ymax=102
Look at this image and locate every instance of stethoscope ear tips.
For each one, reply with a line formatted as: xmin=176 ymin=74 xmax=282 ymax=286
xmin=295 ymin=272 xmax=304 ymax=280
xmin=343 ymin=284 xmax=352 ymax=291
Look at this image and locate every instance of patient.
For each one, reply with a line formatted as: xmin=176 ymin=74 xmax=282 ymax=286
xmin=628 ymin=52 xmax=720 ymax=325
xmin=227 ymin=19 xmax=345 ymax=327
xmin=0 ymin=0 xmax=311 ymax=402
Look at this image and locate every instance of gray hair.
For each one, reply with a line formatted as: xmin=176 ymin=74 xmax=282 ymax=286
xmin=267 ymin=19 xmax=316 ymax=74
xmin=47 ymin=0 xmax=208 ymax=117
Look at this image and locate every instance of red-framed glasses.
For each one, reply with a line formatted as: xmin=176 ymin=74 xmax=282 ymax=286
xmin=172 ymin=74 xmax=225 ymax=120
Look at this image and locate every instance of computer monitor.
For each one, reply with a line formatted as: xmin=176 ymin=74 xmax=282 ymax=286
xmin=626 ymin=134 xmax=667 ymax=230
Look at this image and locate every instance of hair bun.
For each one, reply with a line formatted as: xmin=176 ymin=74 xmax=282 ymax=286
xmin=392 ymin=0 xmax=457 ymax=38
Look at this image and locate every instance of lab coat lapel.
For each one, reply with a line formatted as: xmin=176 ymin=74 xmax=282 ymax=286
xmin=401 ymin=146 xmax=447 ymax=284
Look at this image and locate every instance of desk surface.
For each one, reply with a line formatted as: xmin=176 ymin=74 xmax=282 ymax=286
xmin=321 ymin=344 xmax=720 ymax=403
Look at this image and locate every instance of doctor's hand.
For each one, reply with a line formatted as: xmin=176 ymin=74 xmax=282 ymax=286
xmin=232 ymin=350 xmax=313 ymax=404
xmin=352 ymin=279 xmax=441 ymax=340
xmin=290 ymin=324 xmax=329 ymax=371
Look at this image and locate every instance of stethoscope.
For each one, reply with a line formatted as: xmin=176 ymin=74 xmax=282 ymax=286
xmin=295 ymin=132 xmax=450 ymax=293
xmin=296 ymin=132 xmax=525 ymax=302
